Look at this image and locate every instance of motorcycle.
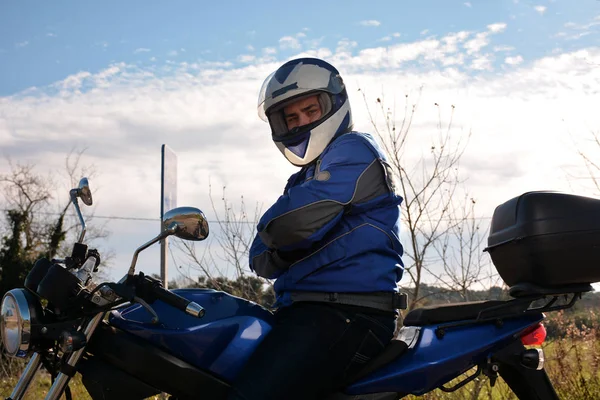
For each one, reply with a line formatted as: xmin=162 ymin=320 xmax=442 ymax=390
xmin=1 ymin=177 xmax=599 ymax=399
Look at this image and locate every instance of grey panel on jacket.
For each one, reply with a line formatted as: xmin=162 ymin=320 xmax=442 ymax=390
xmin=252 ymin=250 xmax=292 ymax=279
xmin=259 ymin=159 xmax=389 ymax=249
xmin=259 ymin=200 xmax=345 ymax=248
xmin=353 ymin=160 xmax=389 ymax=204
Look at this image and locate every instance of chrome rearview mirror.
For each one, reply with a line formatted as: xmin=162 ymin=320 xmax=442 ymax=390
xmin=70 ymin=177 xmax=93 ymax=243
xmin=163 ymin=207 xmax=209 ymax=241
xmin=78 ymin=178 xmax=93 ymax=206
xmin=128 ymin=206 xmax=209 ymax=276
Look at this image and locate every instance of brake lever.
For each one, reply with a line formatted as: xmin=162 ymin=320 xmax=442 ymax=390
xmin=104 ymin=281 xmax=160 ymax=324
xmin=133 ymin=296 xmax=160 ymax=324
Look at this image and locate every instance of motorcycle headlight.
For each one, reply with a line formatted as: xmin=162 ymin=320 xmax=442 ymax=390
xmin=1 ymin=289 xmax=33 ymax=357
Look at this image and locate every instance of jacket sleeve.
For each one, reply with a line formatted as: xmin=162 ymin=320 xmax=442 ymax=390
xmin=249 ymin=234 xmax=292 ymax=279
xmin=256 ymin=134 xmax=390 ymax=253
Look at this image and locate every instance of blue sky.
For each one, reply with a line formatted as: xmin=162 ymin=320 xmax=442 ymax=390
xmin=0 ymin=0 xmax=599 ymax=285
xmin=1 ymin=0 xmax=598 ymax=95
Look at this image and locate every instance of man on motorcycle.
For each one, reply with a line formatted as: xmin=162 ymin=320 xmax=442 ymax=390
xmin=228 ymin=58 xmax=405 ymax=400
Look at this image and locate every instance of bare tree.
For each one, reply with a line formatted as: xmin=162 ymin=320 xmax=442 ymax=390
xmin=0 ymin=161 xmax=55 ymax=261
xmin=361 ymin=88 xmax=479 ymax=309
xmin=575 ymin=130 xmax=600 ymax=195
xmin=429 ymin=194 xmax=497 ymax=301
xmin=175 ymin=183 xmax=271 ymax=303
xmin=0 ymin=151 xmax=112 ymax=278
xmin=57 ymin=149 xmax=112 ymax=263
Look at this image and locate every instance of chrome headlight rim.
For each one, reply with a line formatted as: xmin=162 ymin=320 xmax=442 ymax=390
xmin=1 ymin=289 xmax=32 ymax=357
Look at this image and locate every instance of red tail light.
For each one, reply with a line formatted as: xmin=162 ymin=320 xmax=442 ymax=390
xmin=521 ymin=323 xmax=547 ymax=346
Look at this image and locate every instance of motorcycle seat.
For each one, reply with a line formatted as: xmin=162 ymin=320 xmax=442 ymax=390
xmin=402 ymin=300 xmax=507 ymax=326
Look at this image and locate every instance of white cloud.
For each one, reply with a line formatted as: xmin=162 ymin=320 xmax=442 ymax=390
xmin=464 ymin=32 xmax=490 ymax=55
xmin=15 ymin=41 xmax=29 ymax=48
xmin=279 ymin=36 xmax=301 ymax=49
xmin=441 ymin=54 xmax=465 ymax=66
xmin=555 ymin=18 xmax=599 ymax=41
xmin=420 ymin=29 xmax=430 ymax=35
xmin=237 ymin=54 xmax=255 ymax=63
xmin=455 ymin=31 xmax=471 ymax=41
xmin=304 ymin=37 xmax=325 ymax=49
xmin=263 ymin=47 xmax=277 ymax=55
xmin=134 ymin=48 xmax=151 ymax=54
xmin=167 ymin=50 xmax=179 ymax=56
xmin=360 ymin=20 xmax=381 ymax=27
xmin=487 ymin=23 xmax=507 ymax=33
xmin=46 ymin=33 xmax=57 ymax=37
xmin=568 ymin=32 xmax=592 ymax=40
xmin=442 ymin=31 xmax=471 ymax=52
xmin=564 ymin=19 xmax=600 ymax=32
xmin=464 ymin=2 xmax=472 ymax=7
xmin=393 ymin=33 xmax=401 ymax=38
xmin=494 ymin=45 xmax=516 ymax=52
xmin=332 ymin=30 xmax=474 ymax=71
xmin=463 ymin=23 xmax=506 ymax=55
xmin=296 ymin=32 xmax=307 ymax=38
xmin=56 ymin=70 xmax=92 ymax=92
xmin=470 ymin=54 xmax=493 ymax=70
xmin=534 ymin=5 xmax=547 ymax=15
xmin=337 ymin=39 xmax=358 ymax=54
xmin=505 ymin=55 xmax=524 ymax=65
xmin=246 ymin=45 xmax=255 ymax=51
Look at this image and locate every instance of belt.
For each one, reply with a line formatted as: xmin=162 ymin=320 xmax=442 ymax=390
xmin=289 ymin=291 xmax=408 ymax=312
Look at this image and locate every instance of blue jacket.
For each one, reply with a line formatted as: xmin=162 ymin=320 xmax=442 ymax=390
xmin=249 ymin=132 xmax=404 ymax=306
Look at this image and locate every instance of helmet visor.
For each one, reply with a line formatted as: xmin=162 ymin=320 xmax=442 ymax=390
xmin=257 ymin=65 xmax=344 ymax=122
xmin=268 ymin=92 xmax=334 ymax=140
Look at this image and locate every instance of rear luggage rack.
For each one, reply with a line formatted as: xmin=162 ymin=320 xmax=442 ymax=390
xmin=433 ymin=283 xmax=593 ymax=339
xmin=507 ymin=282 xmax=594 ymax=298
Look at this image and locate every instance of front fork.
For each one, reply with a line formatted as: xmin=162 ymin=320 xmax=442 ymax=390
xmin=7 ymin=312 xmax=105 ymax=400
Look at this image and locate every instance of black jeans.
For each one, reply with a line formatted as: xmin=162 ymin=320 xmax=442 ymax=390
xmin=227 ymin=302 xmax=396 ymax=400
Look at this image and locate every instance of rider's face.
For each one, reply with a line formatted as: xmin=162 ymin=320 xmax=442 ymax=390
xmin=283 ymin=95 xmax=322 ymax=131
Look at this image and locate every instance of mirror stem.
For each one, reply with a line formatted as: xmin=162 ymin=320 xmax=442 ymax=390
xmin=127 ymin=223 xmax=180 ymax=276
xmin=71 ymin=190 xmax=87 ymax=243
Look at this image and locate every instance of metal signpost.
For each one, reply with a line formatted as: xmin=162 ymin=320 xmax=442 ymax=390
xmin=160 ymin=145 xmax=177 ymax=288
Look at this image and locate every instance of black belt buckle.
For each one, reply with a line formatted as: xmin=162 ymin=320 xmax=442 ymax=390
xmin=393 ymin=292 xmax=408 ymax=310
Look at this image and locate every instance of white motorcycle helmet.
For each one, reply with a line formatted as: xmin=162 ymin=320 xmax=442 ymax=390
xmin=258 ymin=58 xmax=353 ymax=166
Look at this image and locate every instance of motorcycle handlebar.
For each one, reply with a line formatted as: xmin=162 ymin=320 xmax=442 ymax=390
xmin=130 ymin=274 xmax=206 ymax=318
xmin=152 ymin=285 xmax=206 ymax=318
